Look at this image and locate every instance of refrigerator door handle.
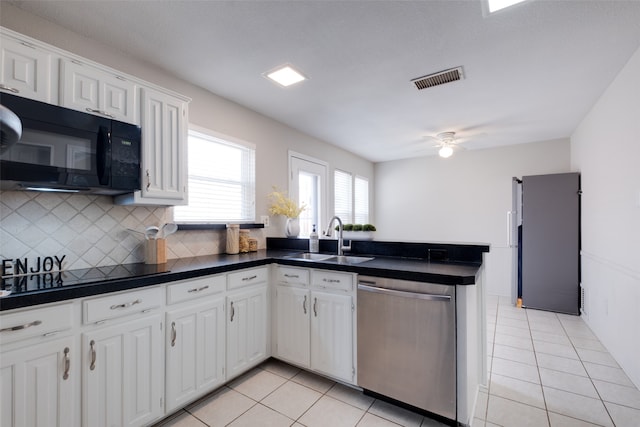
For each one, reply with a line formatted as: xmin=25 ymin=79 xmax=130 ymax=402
xmin=506 ymin=211 xmax=512 ymax=247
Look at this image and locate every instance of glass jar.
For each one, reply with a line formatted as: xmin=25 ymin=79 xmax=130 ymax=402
xmin=239 ymin=229 xmax=250 ymax=253
xmin=248 ymin=238 xmax=258 ymax=252
xmin=226 ymin=224 xmax=239 ymax=254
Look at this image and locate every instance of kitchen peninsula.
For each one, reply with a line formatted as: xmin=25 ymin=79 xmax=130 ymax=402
xmin=0 ymin=239 xmax=488 ymax=427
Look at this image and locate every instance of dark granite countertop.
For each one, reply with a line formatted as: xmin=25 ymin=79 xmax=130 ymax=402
xmin=0 ymin=246 xmax=487 ymax=312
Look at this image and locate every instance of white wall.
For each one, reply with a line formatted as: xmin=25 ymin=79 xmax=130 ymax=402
xmin=375 ymin=140 xmax=571 ymax=297
xmin=570 ymin=45 xmax=640 ymax=389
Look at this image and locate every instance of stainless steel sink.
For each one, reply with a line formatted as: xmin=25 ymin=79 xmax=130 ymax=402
xmin=285 ymin=253 xmax=335 ymax=261
xmin=284 ymin=253 xmax=374 ymax=264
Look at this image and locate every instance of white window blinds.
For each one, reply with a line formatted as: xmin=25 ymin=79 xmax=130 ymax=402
xmin=174 ymin=129 xmax=255 ymax=223
xmin=334 ymin=169 xmax=353 ymax=222
xmin=354 ymin=176 xmax=369 ymax=224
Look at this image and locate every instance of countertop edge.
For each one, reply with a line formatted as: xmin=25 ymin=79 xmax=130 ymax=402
xmin=0 ymin=251 xmax=482 ymax=311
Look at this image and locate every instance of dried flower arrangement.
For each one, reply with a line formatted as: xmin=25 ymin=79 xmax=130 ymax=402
xmin=268 ymin=187 xmax=306 ymax=218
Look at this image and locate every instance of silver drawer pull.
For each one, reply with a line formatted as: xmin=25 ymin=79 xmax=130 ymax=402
xmin=241 ymin=275 xmax=257 ymax=281
xmin=230 ymin=301 xmax=235 ymax=322
xmin=0 ymin=84 xmax=19 ymax=93
xmin=171 ymin=322 xmax=177 ymax=347
xmin=303 ymin=295 xmax=307 ymax=314
xmin=313 ymin=297 xmax=318 ymax=317
xmin=110 ymin=299 xmax=141 ymax=310
xmin=89 ymin=340 xmax=96 ymax=371
xmin=188 ymin=285 xmax=209 ymax=293
xmin=85 ymin=108 xmax=115 ymax=118
xmin=284 ymin=274 xmax=299 ymax=278
xmin=63 ymin=347 xmax=70 ymax=380
xmin=0 ymin=320 xmax=42 ymax=333
xmin=323 ymin=278 xmax=341 ymax=283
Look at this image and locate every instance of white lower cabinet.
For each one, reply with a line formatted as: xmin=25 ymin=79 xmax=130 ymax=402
xmin=226 ymin=284 xmax=268 ymax=379
xmin=275 ymin=267 xmax=355 ymax=384
xmin=310 ymin=290 xmax=354 ymax=382
xmin=165 ymin=297 xmax=225 ymax=413
xmin=0 ymin=335 xmax=77 ymax=427
xmin=82 ymin=314 xmax=163 ymax=427
xmin=275 ymin=285 xmax=311 ymax=367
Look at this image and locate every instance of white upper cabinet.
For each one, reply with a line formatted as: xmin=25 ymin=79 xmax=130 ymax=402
xmin=0 ymin=35 xmax=54 ymax=103
xmin=115 ymin=87 xmax=189 ymax=205
xmin=60 ymin=59 xmax=138 ymax=124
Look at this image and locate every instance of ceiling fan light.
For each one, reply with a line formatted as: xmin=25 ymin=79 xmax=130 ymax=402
xmin=439 ymin=144 xmax=454 ymax=158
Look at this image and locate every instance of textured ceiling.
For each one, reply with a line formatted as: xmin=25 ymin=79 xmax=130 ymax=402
xmin=7 ymin=0 xmax=640 ymax=162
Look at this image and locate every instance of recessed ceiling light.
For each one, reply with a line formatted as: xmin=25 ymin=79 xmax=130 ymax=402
xmin=265 ymin=64 xmax=307 ymax=87
xmin=486 ymin=0 xmax=527 ymax=13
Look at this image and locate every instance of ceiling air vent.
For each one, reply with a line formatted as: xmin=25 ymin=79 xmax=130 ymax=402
xmin=411 ymin=66 xmax=464 ymax=90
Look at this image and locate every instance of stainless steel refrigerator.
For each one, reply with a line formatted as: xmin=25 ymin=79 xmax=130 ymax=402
xmin=511 ymin=173 xmax=581 ymax=315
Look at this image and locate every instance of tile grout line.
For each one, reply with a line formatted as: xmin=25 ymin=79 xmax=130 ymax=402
xmin=556 ymin=318 xmax=617 ymax=427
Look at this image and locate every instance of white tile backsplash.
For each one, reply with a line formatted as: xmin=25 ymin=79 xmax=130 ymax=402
xmin=0 ymin=191 xmax=265 ymax=270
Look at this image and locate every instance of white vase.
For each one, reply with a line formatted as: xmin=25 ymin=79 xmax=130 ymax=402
xmin=285 ymin=217 xmax=300 ymax=238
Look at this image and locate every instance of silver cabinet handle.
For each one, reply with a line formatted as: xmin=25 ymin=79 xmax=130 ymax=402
xmin=171 ymin=322 xmax=176 ymax=347
xmin=85 ymin=108 xmax=114 ymax=118
xmin=63 ymin=347 xmax=70 ymax=380
xmin=241 ymin=275 xmax=257 ymax=282
xmin=110 ymin=299 xmax=141 ymax=310
xmin=89 ymin=340 xmax=96 ymax=371
xmin=188 ymin=285 xmax=209 ymax=293
xmin=303 ymin=295 xmax=307 ymax=314
xmin=0 ymin=319 xmax=42 ymax=333
xmin=323 ymin=278 xmax=340 ymax=283
xmin=230 ymin=301 xmax=235 ymax=322
xmin=358 ymin=283 xmax=452 ymax=301
xmin=313 ymin=297 xmax=318 ymax=317
xmin=284 ymin=274 xmax=299 ymax=278
xmin=146 ymin=169 xmax=151 ymax=191
xmin=0 ymin=84 xmax=19 ymax=93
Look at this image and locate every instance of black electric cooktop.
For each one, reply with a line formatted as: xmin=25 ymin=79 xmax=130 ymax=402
xmin=1 ymin=263 xmax=170 ymax=296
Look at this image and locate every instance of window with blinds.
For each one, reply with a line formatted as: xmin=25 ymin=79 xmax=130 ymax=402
xmin=334 ymin=170 xmax=369 ymax=224
xmin=334 ymin=169 xmax=353 ymax=222
xmin=354 ymin=176 xmax=369 ymax=224
xmin=173 ymin=129 xmax=255 ymax=223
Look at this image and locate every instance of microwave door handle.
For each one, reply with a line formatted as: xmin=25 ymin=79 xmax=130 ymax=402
xmin=96 ymin=125 xmax=111 ymax=185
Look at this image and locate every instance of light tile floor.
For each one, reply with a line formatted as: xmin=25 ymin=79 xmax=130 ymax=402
xmin=153 ymin=295 xmax=640 ymax=427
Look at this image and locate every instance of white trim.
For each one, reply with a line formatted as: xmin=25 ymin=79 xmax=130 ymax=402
xmin=189 ymin=124 xmax=256 ymax=150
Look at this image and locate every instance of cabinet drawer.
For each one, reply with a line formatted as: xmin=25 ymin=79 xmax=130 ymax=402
xmin=83 ymin=287 xmax=162 ymax=324
xmin=0 ymin=303 xmax=73 ymax=345
xmin=276 ymin=267 xmax=309 ymax=286
xmin=311 ymin=270 xmax=354 ymax=292
xmin=227 ymin=267 xmax=269 ymax=290
xmin=167 ymin=274 xmax=226 ymax=305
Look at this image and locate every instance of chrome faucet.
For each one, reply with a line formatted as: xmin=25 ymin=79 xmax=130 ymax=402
xmin=324 ymin=216 xmax=344 ymax=256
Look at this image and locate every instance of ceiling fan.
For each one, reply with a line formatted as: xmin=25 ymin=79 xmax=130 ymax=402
xmin=424 ymin=131 xmax=465 ymax=158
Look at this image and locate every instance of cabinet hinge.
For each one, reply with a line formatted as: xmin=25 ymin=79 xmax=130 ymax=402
xmin=160 ymin=321 xmax=163 ymax=331
xmin=351 ymin=303 xmax=355 ymax=312
xmin=160 ymin=397 xmax=163 ymax=408
xmin=352 ymin=367 xmax=355 ymax=379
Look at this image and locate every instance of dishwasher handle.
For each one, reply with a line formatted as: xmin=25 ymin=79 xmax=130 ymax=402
xmin=358 ymin=283 xmax=451 ymax=301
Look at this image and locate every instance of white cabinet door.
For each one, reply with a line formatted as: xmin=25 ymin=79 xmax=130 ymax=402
xmin=310 ymin=291 xmax=354 ymax=383
xmin=0 ymin=36 xmax=53 ymax=103
xmin=0 ymin=336 xmax=76 ymax=427
xmin=60 ymin=59 xmax=138 ymax=124
xmin=226 ymin=285 xmax=268 ymax=379
xmin=116 ymin=87 xmax=188 ymax=205
xmin=275 ymin=285 xmax=310 ymax=367
xmin=165 ymin=298 xmax=225 ymax=413
xmin=82 ymin=314 xmax=163 ymax=427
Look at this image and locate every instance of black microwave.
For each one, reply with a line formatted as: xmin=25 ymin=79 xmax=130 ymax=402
xmin=0 ymin=93 xmax=141 ymax=195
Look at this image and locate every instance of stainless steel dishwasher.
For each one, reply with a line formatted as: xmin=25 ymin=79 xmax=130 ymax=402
xmin=357 ymin=276 xmax=456 ymax=421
